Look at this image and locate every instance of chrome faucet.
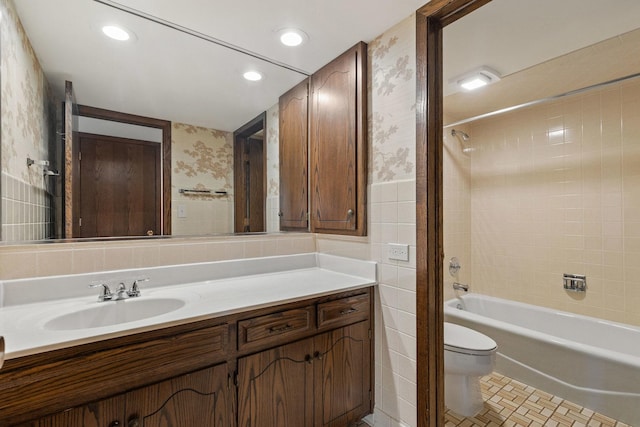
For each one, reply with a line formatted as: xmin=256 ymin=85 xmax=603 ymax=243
xmin=453 ymin=282 xmax=469 ymax=292
xmin=113 ymin=283 xmax=131 ymax=300
xmin=89 ymin=283 xmax=113 ymax=301
xmin=89 ymin=278 xmax=149 ymax=302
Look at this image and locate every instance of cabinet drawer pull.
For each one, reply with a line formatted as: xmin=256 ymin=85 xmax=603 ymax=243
xmin=314 ymin=351 xmax=323 ymax=360
xmin=269 ymin=324 xmax=293 ymax=333
xmin=305 ymin=354 xmax=313 ymax=364
xmin=340 ymin=307 xmax=358 ymax=315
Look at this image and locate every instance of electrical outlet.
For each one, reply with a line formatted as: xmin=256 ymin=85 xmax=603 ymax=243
xmin=388 ymin=243 xmax=409 ymax=261
xmin=177 ymin=204 xmax=187 ymax=218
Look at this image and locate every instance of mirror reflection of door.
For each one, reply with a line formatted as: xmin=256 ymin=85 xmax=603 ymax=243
xmin=233 ymin=113 xmax=266 ymax=233
xmin=73 ymin=134 xmax=161 ymax=238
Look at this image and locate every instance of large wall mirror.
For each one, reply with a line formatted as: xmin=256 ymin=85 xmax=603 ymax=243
xmin=1 ymin=0 xmax=312 ymax=242
xmin=1 ymin=0 xmax=425 ymax=243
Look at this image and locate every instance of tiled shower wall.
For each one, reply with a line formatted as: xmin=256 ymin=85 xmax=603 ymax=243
xmin=464 ymin=77 xmax=640 ymax=326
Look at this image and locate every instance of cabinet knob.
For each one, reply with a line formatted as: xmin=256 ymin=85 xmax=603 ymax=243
xmin=305 ymin=354 xmax=313 ymax=364
xmin=314 ymin=351 xmax=323 ymax=360
xmin=128 ymin=416 xmax=140 ymax=427
xmin=109 ymin=422 xmax=120 ymax=427
xmin=278 ymin=211 xmax=283 ymax=217
xmin=347 ymin=209 xmax=354 ymax=217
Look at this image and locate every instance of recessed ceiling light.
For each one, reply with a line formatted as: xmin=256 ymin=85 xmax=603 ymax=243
xmin=102 ymin=25 xmax=130 ymax=41
xmin=459 ymin=75 xmax=490 ymax=91
xmin=451 ymin=66 xmax=501 ymax=92
xmin=243 ymin=71 xmax=263 ymax=81
xmin=277 ymin=28 xmax=308 ymax=47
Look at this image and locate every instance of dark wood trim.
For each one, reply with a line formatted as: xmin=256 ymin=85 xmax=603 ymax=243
xmin=76 ymin=105 xmax=172 ymax=235
xmin=233 ymin=112 xmax=267 ymax=233
xmin=415 ymin=1 xmax=492 ymax=426
xmin=233 ymin=112 xmax=266 ymax=137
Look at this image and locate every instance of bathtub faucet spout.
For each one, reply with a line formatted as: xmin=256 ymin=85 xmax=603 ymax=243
xmin=453 ymin=282 xmax=469 ymax=292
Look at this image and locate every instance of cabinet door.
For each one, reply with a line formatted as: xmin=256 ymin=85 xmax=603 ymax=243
xmin=309 ymin=42 xmax=367 ymax=236
xmin=125 ymin=364 xmax=229 ymax=427
xmin=279 ymin=78 xmax=309 ymax=231
xmin=24 ymin=396 xmax=124 ymax=427
xmin=237 ymin=337 xmax=314 ymax=427
xmin=313 ymin=321 xmax=371 ymax=427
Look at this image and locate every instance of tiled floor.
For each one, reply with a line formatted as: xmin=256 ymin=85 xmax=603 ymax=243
xmin=445 ymin=372 xmax=630 ymax=427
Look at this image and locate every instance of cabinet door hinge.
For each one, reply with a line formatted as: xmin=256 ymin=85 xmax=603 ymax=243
xmin=369 ymin=390 xmax=373 ymax=402
xmin=79 ymin=217 xmax=82 ymax=227
xmin=233 ymin=370 xmax=238 ymax=387
xmin=306 ymin=212 xmax=310 ymax=220
xmin=368 ymin=329 xmax=372 ymax=339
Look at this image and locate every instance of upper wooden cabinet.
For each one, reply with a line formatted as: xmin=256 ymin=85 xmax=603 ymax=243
xmin=279 ymin=78 xmax=309 ymax=231
xmin=309 ymin=42 xmax=368 ymax=236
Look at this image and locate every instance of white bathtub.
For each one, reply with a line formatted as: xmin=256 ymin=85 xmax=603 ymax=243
xmin=444 ymin=294 xmax=640 ymax=425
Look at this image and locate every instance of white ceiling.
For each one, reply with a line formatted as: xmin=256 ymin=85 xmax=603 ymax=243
xmin=13 ymin=0 xmax=426 ymax=131
xmin=13 ymin=0 xmax=640 ymax=132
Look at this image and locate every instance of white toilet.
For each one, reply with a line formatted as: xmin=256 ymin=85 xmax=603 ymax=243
xmin=444 ymin=322 xmax=497 ymax=417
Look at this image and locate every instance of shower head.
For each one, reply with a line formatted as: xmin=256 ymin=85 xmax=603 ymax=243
xmin=451 ymin=129 xmax=470 ymax=141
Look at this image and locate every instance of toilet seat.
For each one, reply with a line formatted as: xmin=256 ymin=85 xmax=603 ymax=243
xmin=444 ymin=322 xmax=497 ymax=356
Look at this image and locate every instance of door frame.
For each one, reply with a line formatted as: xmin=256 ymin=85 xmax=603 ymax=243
xmin=233 ymin=112 xmax=267 ymax=233
xmin=414 ymin=1 xmax=492 ymax=425
xmin=76 ymin=105 xmax=172 ymax=235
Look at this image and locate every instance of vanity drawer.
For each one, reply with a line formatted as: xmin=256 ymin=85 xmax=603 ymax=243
xmin=238 ymin=307 xmax=314 ymax=351
xmin=317 ymin=292 xmax=370 ymax=329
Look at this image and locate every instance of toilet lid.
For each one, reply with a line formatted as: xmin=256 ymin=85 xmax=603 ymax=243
xmin=444 ymin=322 xmax=497 ymax=356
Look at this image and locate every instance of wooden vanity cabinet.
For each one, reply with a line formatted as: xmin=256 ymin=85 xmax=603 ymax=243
xmin=279 ymin=78 xmax=309 ymax=231
xmin=237 ymin=294 xmax=372 ymax=427
xmin=5 ymin=288 xmax=373 ymax=427
xmin=22 ymin=396 xmax=124 ymax=427
xmin=25 ymin=364 xmax=229 ymax=427
xmin=309 ymin=42 xmax=367 ymax=236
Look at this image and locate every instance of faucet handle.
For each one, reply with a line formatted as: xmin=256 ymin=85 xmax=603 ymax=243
xmin=129 ymin=278 xmax=149 ymax=297
xmin=89 ymin=283 xmax=113 ymax=301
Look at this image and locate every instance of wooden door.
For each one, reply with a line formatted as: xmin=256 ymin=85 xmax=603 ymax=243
xmin=237 ymin=337 xmax=314 ymax=427
xmin=125 ymin=364 xmax=229 ymax=427
xmin=75 ymin=133 xmax=161 ymax=238
xmin=233 ymin=113 xmax=267 ymax=233
xmin=313 ymin=321 xmax=371 ymax=427
xmin=279 ymin=79 xmax=309 ymax=231
xmin=234 ymin=137 xmax=265 ymax=232
xmin=24 ymin=395 xmax=124 ymax=427
xmin=309 ymin=42 xmax=367 ymax=236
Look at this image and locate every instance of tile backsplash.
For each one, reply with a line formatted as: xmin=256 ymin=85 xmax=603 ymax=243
xmin=0 ymin=233 xmax=316 ymax=280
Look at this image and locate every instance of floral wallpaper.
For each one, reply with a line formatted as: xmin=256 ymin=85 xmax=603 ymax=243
xmin=265 ymin=103 xmax=280 ymax=232
xmin=368 ymin=15 xmax=416 ymax=183
xmin=1 ymin=0 xmax=55 ymax=182
xmin=1 ymin=0 xmax=57 ymax=241
xmin=172 ymin=122 xmax=233 ymax=192
xmin=171 ymin=122 xmax=234 ymax=235
xmin=266 ymin=103 xmax=279 ymax=198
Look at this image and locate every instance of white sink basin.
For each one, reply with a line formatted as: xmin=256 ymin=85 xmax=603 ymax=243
xmin=43 ymin=298 xmax=186 ymax=331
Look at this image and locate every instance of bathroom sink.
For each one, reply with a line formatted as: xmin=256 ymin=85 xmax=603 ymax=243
xmin=43 ymin=298 xmax=186 ymax=331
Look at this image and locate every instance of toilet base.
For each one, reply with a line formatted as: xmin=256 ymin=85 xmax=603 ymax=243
xmin=445 ymin=373 xmax=484 ymax=417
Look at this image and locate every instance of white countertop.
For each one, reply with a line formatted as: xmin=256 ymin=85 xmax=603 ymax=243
xmin=0 ymin=253 xmax=376 ymax=360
